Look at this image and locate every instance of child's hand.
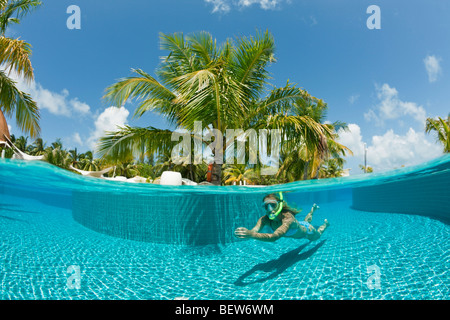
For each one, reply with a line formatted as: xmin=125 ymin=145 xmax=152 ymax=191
xmin=234 ymin=227 xmax=254 ymax=239
xmin=312 ymin=203 xmax=320 ymax=210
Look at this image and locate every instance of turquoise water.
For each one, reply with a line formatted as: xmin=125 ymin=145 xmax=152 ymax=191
xmin=0 ymin=156 xmax=449 ymax=299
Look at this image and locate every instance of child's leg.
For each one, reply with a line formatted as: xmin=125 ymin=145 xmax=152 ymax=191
xmin=316 ymin=219 xmax=329 ymax=235
xmin=307 ymin=219 xmax=329 ymax=241
xmin=304 ymin=203 xmax=319 ymax=223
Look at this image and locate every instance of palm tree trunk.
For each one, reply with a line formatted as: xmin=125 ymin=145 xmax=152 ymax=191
xmin=313 ymin=168 xmax=320 ymax=180
xmin=210 ymin=163 xmax=222 ymax=185
xmin=303 ymin=160 xmax=310 ymax=180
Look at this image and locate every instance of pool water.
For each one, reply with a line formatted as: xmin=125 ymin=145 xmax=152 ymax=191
xmin=0 ymin=157 xmax=449 ymax=300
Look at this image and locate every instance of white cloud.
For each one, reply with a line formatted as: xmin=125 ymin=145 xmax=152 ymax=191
xmin=238 ymin=0 xmax=280 ymax=10
xmin=337 ymin=123 xmax=442 ymax=173
xmin=205 ymin=0 xmax=286 ymax=13
xmin=10 ymin=71 xmax=91 ymax=117
xmin=367 ymin=128 xmax=442 ymax=171
xmin=87 ymin=106 xmax=130 ymax=151
xmin=204 ymin=0 xmax=231 ymax=13
xmin=72 ymin=132 xmax=83 ymax=146
xmin=424 ymin=55 xmax=442 ymax=83
xmin=61 ymin=132 xmax=83 ymax=151
xmin=70 ymin=99 xmax=91 ymax=115
xmin=337 ymin=123 xmax=365 ymax=157
xmin=364 ymin=83 xmax=427 ymax=126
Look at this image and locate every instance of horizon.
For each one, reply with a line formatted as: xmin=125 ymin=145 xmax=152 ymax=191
xmin=4 ymin=0 xmax=449 ymax=175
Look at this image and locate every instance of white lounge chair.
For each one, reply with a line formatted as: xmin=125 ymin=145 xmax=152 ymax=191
xmin=127 ymin=176 xmax=147 ymax=183
xmin=182 ymin=178 xmax=198 ymax=186
xmin=1 ymin=134 xmax=45 ymax=161
xmin=69 ymin=164 xmax=114 ymax=178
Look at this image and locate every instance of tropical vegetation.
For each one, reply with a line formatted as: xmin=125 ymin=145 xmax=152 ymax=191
xmin=425 ymin=114 xmax=450 ymax=153
xmin=359 ymin=165 xmax=373 ymax=173
xmin=97 ymin=31 xmax=352 ymax=185
xmin=0 ymin=0 xmax=41 ymax=138
xmin=1 ymin=8 xmax=354 ymax=185
xmin=0 ymin=134 xmax=160 ymax=179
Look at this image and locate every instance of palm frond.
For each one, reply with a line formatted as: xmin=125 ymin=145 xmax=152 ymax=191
xmin=0 ymin=36 xmax=33 ymax=81
xmin=0 ymin=0 xmax=42 ymax=34
xmin=0 ymin=69 xmax=40 ymax=137
xmin=187 ymin=31 xmax=217 ymax=67
xmin=251 ymin=83 xmax=306 ymax=120
xmin=158 ymin=32 xmax=198 ymax=78
xmin=231 ymin=30 xmax=275 ymax=98
xmin=96 ymin=125 xmax=175 ymax=161
xmin=426 ymin=116 xmax=450 ymax=153
xmin=103 ymin=68 xmax=176 ymax=116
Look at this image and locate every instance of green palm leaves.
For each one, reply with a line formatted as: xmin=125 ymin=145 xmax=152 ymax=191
xmin=0 ymin=36 xmax=33 ymax=80
xmin=99 ymin=30 xmax=349 ymax=183
xmin=100 ymin=31 xmax=275 ymax=153
xmin=426 ymin=115 xmax=450 ymax=153
xmin=0 ymin=0 xmax=41 ymax=138
xmin=224 ymin=164 xmax=257 ymax=185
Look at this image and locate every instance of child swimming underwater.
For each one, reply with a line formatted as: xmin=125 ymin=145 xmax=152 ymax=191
xmin=234 ymin=192 xmax=329 ymax=242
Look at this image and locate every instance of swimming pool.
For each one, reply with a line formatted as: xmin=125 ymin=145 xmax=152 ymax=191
xmin=0 ymin=156 xmax=449 ymax=300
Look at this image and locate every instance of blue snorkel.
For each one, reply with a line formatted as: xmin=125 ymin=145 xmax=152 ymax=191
xmin=266 ymin=192 xmax=284 ymax=220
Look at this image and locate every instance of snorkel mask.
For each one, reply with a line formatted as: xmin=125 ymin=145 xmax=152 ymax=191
xmin=264 ymin=192 xmax=284 ymax=220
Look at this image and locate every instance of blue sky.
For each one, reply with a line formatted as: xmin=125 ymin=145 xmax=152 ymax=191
xmin=5 ymin=0 xmax=450 ymax=174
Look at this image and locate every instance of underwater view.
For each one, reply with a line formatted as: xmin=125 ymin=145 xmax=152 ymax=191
xmin=0 ymin=156 xmax=448 ymax=300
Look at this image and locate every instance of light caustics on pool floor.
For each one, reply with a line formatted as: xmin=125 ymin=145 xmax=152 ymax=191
xmin=0 ymin=155 xmax=449 ymax=299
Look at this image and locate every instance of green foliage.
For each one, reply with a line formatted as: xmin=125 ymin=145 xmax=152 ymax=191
xmin=359 ymin=165 xmax=373 ymax=173
xmin=97 ymin=31 xmax=353 ymax=184
xmin=0 ymin=0 xmax=41 ymax=138
xmin=425 ymin=114 xmax=450 ymax=153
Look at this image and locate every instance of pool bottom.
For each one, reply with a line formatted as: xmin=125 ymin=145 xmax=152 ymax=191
xmin=0 ymin=193 xmax=448 ymax=300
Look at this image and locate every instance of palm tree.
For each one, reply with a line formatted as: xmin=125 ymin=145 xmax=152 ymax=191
xmin=50 ymin=138 xmax=63 ymax=150
xmin=44 ymin=146 xmax=71 ymax=169
xmin=0 ymin=0 xmax=41 ymax=138
xmin=133 ymin=162 xmax=157 ymax=181
xmin=311 ymin=121 xmax=352 ymax=179
xmin=106 ymin=161 xmax=139 ymax=179
xmin=68 ymin=149 xmax=105 ymax=171
xmin=42 ymin=138 xmax=72 ymax=169
xmin=267 ymin=94 xmax=351 ymax=181
xmin=30 ymin=137 xmax=45 ymax=155
xmin=98 ymin=31 xmax=332 ymax=185
xmin=151 ymin=150 xmax=201 ymax=180
xmin=13 ymin=134 xmax=27 ymax=151
xmin=359 ymin=164 xmax=373 ymax=173
xmin=320 ymin=158 xmax=345 ymax=178
xmin=425 ymin=114 xmax=450 ymax=153
xmin=77 ymin=158 xmax=101 ymax=172
xmin=68 ymin=147 xmax=80 ymax=165
xmin=223 ymin=164 xmax=257 ymax=185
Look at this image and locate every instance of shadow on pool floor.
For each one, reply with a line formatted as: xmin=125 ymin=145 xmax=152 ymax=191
xmin=234 ymin=240 xmax=326 ymax=286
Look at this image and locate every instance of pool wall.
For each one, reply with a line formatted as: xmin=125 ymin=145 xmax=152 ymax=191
xmin=72 ymin=191 xmax=264 ymax=245
xmin=352 ymin=160 xmax=450 ymax=224
xmin=1 ymin=182 xmax=72 ymax=210
xmin=72 ymin=188 xmax=352 ymax=245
